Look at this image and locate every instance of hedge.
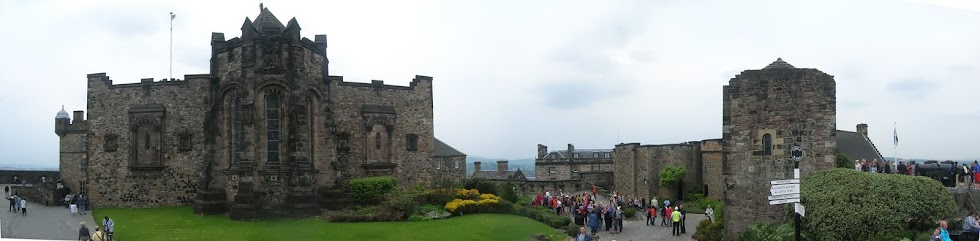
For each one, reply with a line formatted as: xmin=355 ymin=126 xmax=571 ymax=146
xmin=348 ymin=176 xmax=397 ymax=205
xmin=463 ymin=178 xmax=499 ymax=195
xmin=801 ymin=168 xmax=955 ymax=241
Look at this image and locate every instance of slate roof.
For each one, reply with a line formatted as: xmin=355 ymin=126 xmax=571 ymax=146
xmin=253 ymin=6 xmax=286 ymax=32
xmin=836 ymin=130 xmax=885 ymax=161
xmin=540 ymin=149 xmax=613 ymax=160
xmin=472 ymin=169 xmax=526 ymax=181
xmin=763 ymin=58 xmax=796 ymax=69
xmin=434 ymin=138 xmax=466 ymax=157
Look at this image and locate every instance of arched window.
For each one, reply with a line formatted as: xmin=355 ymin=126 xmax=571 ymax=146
xmin=231 ymin=97 xmax=243 ymax=164
xmin=266 ymin=94 xmax=281 ymax=163
xmin=307 ymin=97 xmax=315 ymax=163
xmin=762 ymin=134 xmax=773 ymax=155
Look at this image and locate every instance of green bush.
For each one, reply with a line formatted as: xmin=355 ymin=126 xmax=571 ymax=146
xmin=624 ymin=207 xmax=637 ymax=219
xmin=418 ymin=204 xmax=444 ymax=213
xmin=463 ymin=178 xmax=499 ymax=195
xmin=407 ymin=214 xmax=426 ymax=222
xmin=695 ymin=219 xmax=724 ymax=241
xmin=835 ymin=153 xmax=853 ymax=169
xmin=738 ymin=223 xmax=797 ymax=241
xmin=511 ymin=204 xmax=569 ymax=229
xmin=382 ymin=191 xmax=417 ymax=218
xmin=500 ymin=182 xmax=520 ymax=203
xmin=659 ymin=165 xmax=687 ymax=187
xmin=802 ymin=168 xmax=956 ymax=241
xmin=564 ymin=225 xmax=580 ymax=237
xmin=348 ymin=176 xmax=397 ymax=205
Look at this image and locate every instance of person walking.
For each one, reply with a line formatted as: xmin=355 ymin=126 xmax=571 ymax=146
xmin=103 ymin=216 xmax=115 ymax=241
xmin=14 ymin=195 xmax=20 ymax=213
xmin=20 ymin=198 xmax=27 ymax=216
xmin=614 ymin=206 xmax=624 ymax=234
xmin=680 ymin=203 xmax=688 ymax=233
xmin=672 ymin=206 xmax=683 ymax=236
xmin=661 ymin=205 xmax=669 ymax=226
xmin=6 ymin=195 xmax=14 ymax=212
xmin=587 ymin=210 xmax=600 ymax=235
xmin=3 ymin=186 xmax=8 ymax=197
xmin=78 ymin=222 xmax=91 ymax=241
xmin=576 ymin=226 xmax=593 ymax=241
xmin=92 ymin=226 xmax=107 ymax=241
xmin=77 ymin=194 xmax=86 ymax=215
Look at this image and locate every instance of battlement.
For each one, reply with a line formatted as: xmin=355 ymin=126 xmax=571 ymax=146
xmin=329 ymin=75 xmax=433 ymax=91
xmin=86 ymin=73 xmax=209 ymax=89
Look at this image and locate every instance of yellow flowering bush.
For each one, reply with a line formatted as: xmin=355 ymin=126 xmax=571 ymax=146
xmin=456 ymin=189 xmax=481 ymax=200
xmin=444 ymin=192 xmax=508 ymax=214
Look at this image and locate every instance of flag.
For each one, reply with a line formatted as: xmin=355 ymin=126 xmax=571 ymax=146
xmin=893 ymin=126 xmax=899 ymax=146
xmin=170 ymin=12 xmax=176 ymax=20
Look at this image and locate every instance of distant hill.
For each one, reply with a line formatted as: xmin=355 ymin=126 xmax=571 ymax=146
xmin=0 ymin=163 xmax=58 ymax=171
xmin=465 ymin=156 xmax=536 ymax=177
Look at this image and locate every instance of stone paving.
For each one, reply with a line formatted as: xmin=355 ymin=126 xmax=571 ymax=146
xmin=586 ymin=214 xmax=707 ymax=241
xmin=0 ymin=185 xmax=95 ymax=240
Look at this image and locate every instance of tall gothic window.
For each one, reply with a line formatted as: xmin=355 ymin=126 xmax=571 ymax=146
xmin=232 ymin=97 xmax=243 ymax=164
xmin=762 ymin=133 xmax=773 ymax=156
xmin=144 ymin=132 xmax=150 ymax=149
xmin=267 ymin=94 xmax=281 ymax=163
xmin=307 ymin=98 xmax=315 ymax=163
xmin=375 ymin=133 xmax=382 ymax=149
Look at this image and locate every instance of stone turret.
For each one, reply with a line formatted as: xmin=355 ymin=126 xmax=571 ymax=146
xmin=54 ymin=106 xmax=70 ymax=137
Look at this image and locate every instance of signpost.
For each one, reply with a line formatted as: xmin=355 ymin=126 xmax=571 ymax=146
xmin=767 ymin=145 xmax=806 ymax=241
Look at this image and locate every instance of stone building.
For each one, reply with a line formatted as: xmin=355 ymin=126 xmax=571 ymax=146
xmin=516 ymin=144 xmax=615 ymax=193
xmin=53 ymin=6 xmax=465 ymax=220
xmin=471 ymin=161 xmax=528 ymax=182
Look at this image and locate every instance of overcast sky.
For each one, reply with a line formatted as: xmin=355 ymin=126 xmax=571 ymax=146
xmin=1 ymin=0 xmax=978 ymax=168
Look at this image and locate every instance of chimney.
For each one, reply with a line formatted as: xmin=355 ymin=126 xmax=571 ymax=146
xmin=567 ymin=144 xmax=575 ymax=160
xmin=537 ymin=144 xmax=548 ymax=159
xmin=72 ymin=111 xmax=85 ymax=125
xmin=497 ymin=160 xmax=509 ymax=171
xmin=473 ymin=161 xmax=481 ymax=173
xmin=857 ymin=123 xmax=869 ymax=137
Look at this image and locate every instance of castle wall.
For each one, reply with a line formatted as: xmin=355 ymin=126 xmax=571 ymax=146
xmin=433 ymin=155 xmax=466 ymax=182
xmin=330 ymin=76 xmax=435 ymax=187
xmin=615 ymin=143 xmax=701 ymax=202
xmin=59 ymin=124 xmax=88 ymax=197
xmin=721 ymin=66 xmax=836 ymax=239
xmin=700 ymin=139 xmax=724 ymax=200
xmin=0 ymin=170 xmax=59 ymax=184
xmin=535 ymin=162 xmax=573 ymax=181
xmin=84 ymin=73 xmax=209 ymax=208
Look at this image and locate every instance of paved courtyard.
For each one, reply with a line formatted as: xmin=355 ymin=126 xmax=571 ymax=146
xmin=585 ymin=214 xmax=707 ymax=241
xmin=0 ymin=185 xmax=95 ymax=240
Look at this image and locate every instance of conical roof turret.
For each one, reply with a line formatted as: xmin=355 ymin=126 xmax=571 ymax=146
xmin=55 ymin=105 xmax=70 ymax=119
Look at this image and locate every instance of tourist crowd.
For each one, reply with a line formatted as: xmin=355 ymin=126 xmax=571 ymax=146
xmin=532 ymin=185 xmax=710 ymax=238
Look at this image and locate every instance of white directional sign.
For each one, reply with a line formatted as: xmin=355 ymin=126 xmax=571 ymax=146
xmin=770 ymin=183 xmax=800 ymax=195
xmin=768 ymin=193 xmax=800 ymax=201
xmin=794 ymin=169 xmax=800 ymax=179
xmin=795 ymin=203 xmax=806 ymax=217
xmin=769 ymin=198 xmax=800 ymax=205
xmin=771 ymin=179 xmax=800 ymax=185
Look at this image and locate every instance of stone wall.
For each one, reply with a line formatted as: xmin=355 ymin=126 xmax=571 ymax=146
xmin=721 ymin=61 xmax=836 ymax=239
xmin=535 ymin=162 xmax=572 ymax=181
xmin=434 ymin=155 xmax=466 ymax=182
xmin=330 ymin=76 xmax=435 ymax=188
xmin=579 ymin=171 xmax=614 ymax=189
xmin=614 ymin=143 xmax=701 ymax=202
xmin=10 ymin=183 xmax=62 ymax=206
xmin=58 ymin=121 xmax=87 ymax=197
xmin=83 ymin=73 xmax=209 ymax=208
xmin=700 ymin=139 xmax=724 ymax=199
xmin=0 ymin=170 xmax=59 ymax=184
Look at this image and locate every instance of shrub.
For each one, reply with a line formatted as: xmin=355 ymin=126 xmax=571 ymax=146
xmin=407 ymin=214 xmax=425 ymax=222
xmin=326 ymin=208 xmax=402 ymax=222
xmin=511 ymin=204 xmax=569 ymax=229
xmin=500 ymin=182 xmax=520 ymax=203
xmin=348 ymin=176 xmax=397 ymax=205
xmin=418 ymin=204 xmax=444 ymax=213
xmin=444 ymin=193 xmax=507 ymax=214
xmin=463 ymin=178 xmax=499 ymax=195
xmin=456 ymin=189 xmax=481 ymax=200
xmin=835 ymin=153 xmax=852 ymax=169
xmin=564 ymin=225 xmax=580 ymax=237
xmin=738 ymin=223 xmax=797 ymax=241
xmin=623 ymin=207 xmax=637 ymax=219
xmin=659 ymin=165 xmax=687 ymax=187
xmin=802 ymin=168 xmax=956 ymax=241
xmin=695 ymin=219 xmax=724 ymax=241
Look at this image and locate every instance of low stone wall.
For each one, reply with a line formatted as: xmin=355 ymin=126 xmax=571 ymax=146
xmin=0 ymin=170 xmax=59 ymax=184
xmin=579 ymin=171 xmax=614 ymax=189
xmin=10 ymin=183 xmax=63 ymax=206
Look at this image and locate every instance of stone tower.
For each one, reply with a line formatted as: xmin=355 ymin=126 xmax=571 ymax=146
xmin=196 ymin=5 xmax=331 ymax=219
xmin=721 ymin=58 xmax=836 ymax=239
xmin=54 ymin=106 xmax=89 ymax=196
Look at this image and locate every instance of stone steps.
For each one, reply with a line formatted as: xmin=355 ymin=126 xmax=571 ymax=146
xmin=192 ymin=189 xmax=227 ymax=215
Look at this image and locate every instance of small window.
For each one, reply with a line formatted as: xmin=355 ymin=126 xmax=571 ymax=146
xmin=104 ymin=134 xmax=118 ymax=152
xmin=178 ymin=133 xmax=192 ymax=151
xmin=592 ymin=164 xmax=599 ymax=171
xmin=604 ymin=152 xmax=611 ymax=158
xmin=593 ymin=152 xmax=599 ymax=158
xmin=454 ymin=160 xmax=460 ymax=169
xmin=572 ymin=165 xmax=579 ymax=173
xmin=549 ymin=167 xmax=556 ymax=174
xmin=406 ymin=134 xmax=419 ymax=151
xmin=573 ymin=153 xmax=580 ymax=159
xmin=603 ymin=165 xmax=610 ymax=171
xmin=763 ymin=134 xmax=773 ymax=156
xmin=436 ymin=160 xmax=442 ymax=169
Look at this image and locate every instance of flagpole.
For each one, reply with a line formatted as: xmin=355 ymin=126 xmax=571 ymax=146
xmin=169 ymin=12 xmax=174 ymax=81
xmin=894 ymin=122 xmax=897 ymax=162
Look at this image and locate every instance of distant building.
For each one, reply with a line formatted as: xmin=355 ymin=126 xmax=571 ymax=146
xmin=471 ymin=161 xmax=527 ymax=181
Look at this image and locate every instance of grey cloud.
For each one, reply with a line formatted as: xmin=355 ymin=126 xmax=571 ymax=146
xmin=886 ymin=79 xmax=939 ymax=99
xmin=535 ymin=81 xmax=619 ymax=109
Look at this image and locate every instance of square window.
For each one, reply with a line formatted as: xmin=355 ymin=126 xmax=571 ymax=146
xmin=593 ymin=152 xmax=599 ymax=158
xmin=436 ymin=161 xmax=442 ymax=169
xmin=178 ymin=133 xmax=192 ymax=151
xmin=573 ymin=153 xmax=580 ymax=159
xmin=549 ymin=167 xmax=556 ymax=174
xmin=406 ymin=134 xmax=419 ymax=151
xmin=104 ymin=134 xmax=118 ymax=152
xmin=454 ymin=160 xmax=460 ymax=169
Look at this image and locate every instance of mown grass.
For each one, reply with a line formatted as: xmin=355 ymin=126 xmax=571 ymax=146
xmin=94 ymin=206 xmax=565 ymax=241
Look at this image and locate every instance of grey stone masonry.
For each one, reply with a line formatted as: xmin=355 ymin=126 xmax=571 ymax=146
xmin=721 ymin=58 xmax=836 ymax=240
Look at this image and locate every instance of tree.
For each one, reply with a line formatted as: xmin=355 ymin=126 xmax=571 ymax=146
xmin=835 ymin=153 xmax=852 ymax=169
xmin=659 ymin=165 xmax=687 ymax=187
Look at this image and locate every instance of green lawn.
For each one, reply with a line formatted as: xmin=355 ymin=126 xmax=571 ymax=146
xmin=93 ymin=206 xmax=566 ymax=241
